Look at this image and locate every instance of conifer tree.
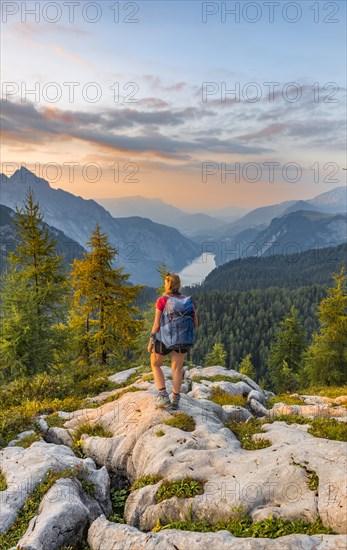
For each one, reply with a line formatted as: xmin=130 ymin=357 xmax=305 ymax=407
xmin=69 ymin=224 xmax=143 ymax=367
xmin=267 ymin=305 xmax=306 ymax=393
xmin=0 ymin=189 xmax=68 ymax=381
xmin=239 ymin=353 xmax=256 ymax=379
xmin=302 ymin=267 xmax=347 ymax=386
xmin=205 ymin=342 xmax=227 ymax=368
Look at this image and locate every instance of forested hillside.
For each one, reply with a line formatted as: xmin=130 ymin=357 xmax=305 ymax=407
xmin=189 ymin=285 xmax=328 ymax=378
xmin=185 ymin=242 xmax=347 ymax=293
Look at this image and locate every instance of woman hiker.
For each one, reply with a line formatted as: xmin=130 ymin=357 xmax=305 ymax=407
xmin=147 ymin=272 xmax=198 ymax=410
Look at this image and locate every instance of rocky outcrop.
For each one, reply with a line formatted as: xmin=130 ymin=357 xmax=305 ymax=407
xmin=1 ymin=365 xmax=346 ymax=549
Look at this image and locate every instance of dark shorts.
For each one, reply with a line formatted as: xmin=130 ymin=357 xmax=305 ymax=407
xmin=154 ymin=339 xmax=189 ymax=356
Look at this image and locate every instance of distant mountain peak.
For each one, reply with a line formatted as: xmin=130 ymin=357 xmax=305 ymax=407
xmin=8 ymin=167 xmax=49 ymax=188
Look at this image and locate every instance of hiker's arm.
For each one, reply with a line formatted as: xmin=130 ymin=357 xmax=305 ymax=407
xmin=151 ymin=308 xmax=162 ymax=334
xmin=193 ymin=309 xmax=198 ymax=329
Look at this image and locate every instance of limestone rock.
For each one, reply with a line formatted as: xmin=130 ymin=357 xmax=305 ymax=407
xmin=0 ymin=441 xmax=112 ymax=533
xmin=271 ymin=403 xmax=347 ymax=420
xmin=64 ymin=390 xmax=346 ymax=535
xmin=222 ymin=405 xmax=253 ymax=423
xmin=45 ymin=427 xmax=73 ymax=447
xmin=88 ymin=516 xmax=347 ymax=550
xmin=15 ymin=478 xmax=90 ymax=549
xmin=108 ymin=367 xmax=139 ymax=384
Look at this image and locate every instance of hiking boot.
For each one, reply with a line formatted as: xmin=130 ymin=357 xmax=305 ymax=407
xmin=155 ymin=393 xmax=171 ymax=409
xmin=170 ymin=393 xmax=181 ymax=410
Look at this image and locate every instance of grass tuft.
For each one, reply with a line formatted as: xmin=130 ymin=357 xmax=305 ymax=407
xmin=14 ymin=433 xmax=42 ymax=448
xmin=269 ymin=415 xmax=347 ymax=442
xmin=131 ymin=475 xmax=162 ymax=491
xmin=153 ymin=513 xmax=334 ymax=537
xmin=0 ymin=469 xmax=7 ymax=491
xmin=210 ymin=387 xmax=247 ymax=407
xmin=156 ymin=477 xmax=205 ymax=503
xmin=226 ymin=418 xmax=271 ymax=450
xmin=163 ymin=412 xmax=196 ymax=432
xmin=72 ymin=422 xmax=113 ymax=457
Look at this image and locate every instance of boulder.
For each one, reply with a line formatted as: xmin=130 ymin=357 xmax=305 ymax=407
xmin=45 ymin=427 xmax=74 ymax=447
xmin=15 ymin=478 xmax=90 ymax=549
xmin=222 ymin=405 xmax=253 ymax=423
xmin=108 ymin=367 xmax=139 ymax=384
xmin=0 ymin=441 xmax=112 ymax=533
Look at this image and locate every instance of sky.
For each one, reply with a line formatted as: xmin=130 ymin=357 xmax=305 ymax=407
xmin=1 ymin=0 xmax=346 ymax=211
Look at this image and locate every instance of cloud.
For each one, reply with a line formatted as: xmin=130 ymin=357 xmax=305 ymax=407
xmin=1 ymin=99 xmax=270 ymax=160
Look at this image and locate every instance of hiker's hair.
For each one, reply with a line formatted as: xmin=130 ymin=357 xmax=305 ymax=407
xmin=165 ymin=272 xmax=181 ymax=292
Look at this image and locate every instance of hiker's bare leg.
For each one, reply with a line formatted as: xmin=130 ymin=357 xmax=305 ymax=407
xmin=171 ymin=351 xmax=186 ymax=394
xmin=150 ymin=350 xmax=166 ymax=389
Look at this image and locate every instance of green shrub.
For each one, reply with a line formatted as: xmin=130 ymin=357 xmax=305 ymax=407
xmin=72 ymin=422 xmax=113 ymax=457
xmin=131 ymin=475 xmax=162 ymax=491
xmin=210 ymin=387 xmax=247 ymax=407
xmin=0 ymin=469 xmax=7 ymax=491
xmin=45 ymin=413 xmax=66 ymax=428
xmin=270 ymin=415 xmax=347 ymax=441
xmin=108 ymin=488 xmax=129 ymax=523
xmin=308 ymin=417 xmax=347 ymax=442
xmin=163 ymin=412 xmax=196 ymax=432
xmin=192 ymin=375 xmax=243 ymax=383
xmin=156 ymin=478 xmax=205 ymax=502
xmin=302 ymin=385 xmax=347 ymax=398
xmin=14 ymin=433 xmax=42 ymax=448
xmin=226 ymin=419 xmax=271 ymax=450
xmin=156 ymin=429 xmax=165 ymax=437
xmin=291 ymin=460 xmax=319 ymax=491
xmin=270 ymin=414 xmax=309 ymax=425
xmin=267 ymin=394 xmax=304 ymax=408
xmin=153 ymin=513 xmax=334 ymax=537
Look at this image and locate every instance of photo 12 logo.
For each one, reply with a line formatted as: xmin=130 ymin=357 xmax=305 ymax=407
xmin=1 ymin=2 xmax=140 ymax=24
xmin=201 ymin=2 xmax=340 ymax=24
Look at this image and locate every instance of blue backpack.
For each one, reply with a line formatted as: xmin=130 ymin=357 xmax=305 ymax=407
xmin=158 ymin=295 xmax=195 ymax=349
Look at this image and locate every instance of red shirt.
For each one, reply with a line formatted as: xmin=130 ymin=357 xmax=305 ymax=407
xmin=156 ymin=293 xmax=186 ymax=312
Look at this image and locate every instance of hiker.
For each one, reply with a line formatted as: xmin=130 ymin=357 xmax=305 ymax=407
xmin=148 ymin=272 xmax=198 ymax=410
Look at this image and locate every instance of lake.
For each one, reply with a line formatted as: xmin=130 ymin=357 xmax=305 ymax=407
xmin=178 ymin=252 xmax=216 ymax=286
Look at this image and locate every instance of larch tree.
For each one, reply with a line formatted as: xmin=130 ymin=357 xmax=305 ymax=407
xmin=69 ymin=223 xmax=143 ymax=367
xmin=302 ymin=267 xmax=347 ymax=386
xmin=239 ymin=353 xmax=256 ymax=379
xmin=205 ymin=342 xmax=227 ymax=368
xmin=267 ymin=305 xmax=307 ymax=393
xmin=0 ymin=189 xmax=68 ymax=381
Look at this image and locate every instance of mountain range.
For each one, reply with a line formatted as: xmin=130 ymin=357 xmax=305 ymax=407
xmin=1 ymin=167 xmax=345 ymax=285
xmin=94 ymin=196 xmax=243 ymax=238
xmin=0 ymin=168 xmax=201 ymax=286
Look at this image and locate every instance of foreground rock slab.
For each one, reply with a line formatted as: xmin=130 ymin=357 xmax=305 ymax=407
xmin=63 ymin=387 xmax=346 ymax=534
xmin=88 ymin=516 xmax=347 ymax=550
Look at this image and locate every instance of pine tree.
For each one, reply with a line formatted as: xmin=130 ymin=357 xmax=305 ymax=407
xmin=302 ymin=267 xmax=347 ymax=386
xmin=68 ymin=223 xmax=143 ymax=367
xmin=239 ymin=353 xmax=255 ymax=379
xmin=0 ymin=189 xmax=68 ymax=381
xmin=205 ymin=342 xmax=227 ymax=368
xmin=267 ymin=305 xmax=307 ymax=393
